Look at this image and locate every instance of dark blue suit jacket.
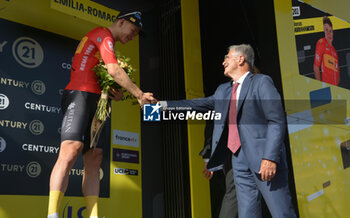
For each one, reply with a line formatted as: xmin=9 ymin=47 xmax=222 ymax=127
xmin=167 ymin=72 xmax=288 ymax=173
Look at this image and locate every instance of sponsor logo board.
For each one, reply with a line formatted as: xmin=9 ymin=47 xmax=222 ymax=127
xmin=114 ymin=167 xmax=138 ymax=176
xmin=112 ymin=148 xmax=139 ymax=164
xmin=113 ymin=130 xmax=139 ymax=147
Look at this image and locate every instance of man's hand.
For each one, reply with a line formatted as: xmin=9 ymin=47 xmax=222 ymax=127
xmin=108 ymin=88 xmax=124 ymax=101
xmin=202 ymin=162 xmax=213 ymax=179
xmin=258 ymin=159 xmax=276 ymax=181
xmin=138 ymin=92 xmax=158 ymax=107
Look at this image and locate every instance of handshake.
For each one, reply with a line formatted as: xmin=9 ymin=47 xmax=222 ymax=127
xmin=108 ymin=88 xmax=158 ymax=108
xmin=137 ymin=92 xmax=158 ymax=107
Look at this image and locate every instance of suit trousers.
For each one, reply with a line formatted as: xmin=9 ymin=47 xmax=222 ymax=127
xmin=210 ymin=159 xmax=238 ymax=218
xmin=219 ymin=165 xmax=238 ymax=218
xmin=232 ymin=149 xmax=296 ymax=218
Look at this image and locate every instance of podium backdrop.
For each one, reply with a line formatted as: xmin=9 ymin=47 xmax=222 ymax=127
xmin=0 ymin=0 xmax=142 ymax=217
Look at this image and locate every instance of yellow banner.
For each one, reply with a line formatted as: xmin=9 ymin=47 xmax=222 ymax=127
xmin=180 ymin=0 xmax=210 ymax=218
xmin=294 ymin=16 xmax=350 ymax=35
xmin=0 ymin=0 xmax=103 ymax=40
xmin=275 ymin=0 xmax=350 ymax=217
xmin=50 ymin=0 xmax=120 ymax=27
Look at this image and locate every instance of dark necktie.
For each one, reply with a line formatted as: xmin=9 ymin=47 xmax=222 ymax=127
xmin=227 ymin=82 xmax=241 ymax=153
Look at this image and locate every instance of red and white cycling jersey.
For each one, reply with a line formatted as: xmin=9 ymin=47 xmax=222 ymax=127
xmin=65 ymin=27 xmax=118 ymax=94
xmin=314 ymin=37 xmax=339 ymax=86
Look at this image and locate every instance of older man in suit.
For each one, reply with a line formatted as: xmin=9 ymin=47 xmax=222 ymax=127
xmin=161 ymin=44 xmax=296 ymax=217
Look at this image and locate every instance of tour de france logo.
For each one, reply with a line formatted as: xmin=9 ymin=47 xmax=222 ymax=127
xmin=12 ymin=37 xmax=44 ymax=68
xmin=31 ymin=80 xmax=46 ymax=95
xmin=29 ymin=120 xmax=44 ymax=135
xmin=26 ymin=161 xmax=42 ymax=178
xmin=0 ymin=94 xmax=9 ymax=110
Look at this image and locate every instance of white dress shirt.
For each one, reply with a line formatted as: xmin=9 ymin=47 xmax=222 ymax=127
xmin=234 ymin=71 xmax=250 ymax=106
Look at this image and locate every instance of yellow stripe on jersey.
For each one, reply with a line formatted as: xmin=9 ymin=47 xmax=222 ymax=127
xmin=76 ymin=36 xmax=88 ymax=54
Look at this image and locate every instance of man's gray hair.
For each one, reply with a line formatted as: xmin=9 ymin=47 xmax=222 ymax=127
xmin=228 ymin=44 xmax=255 ymax=68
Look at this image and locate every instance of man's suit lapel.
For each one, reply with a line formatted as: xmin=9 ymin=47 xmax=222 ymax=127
xmin=207 ymin=82 xmax=232 ymax=171
xmin=237 ymin=73 xmax=253 ymax=113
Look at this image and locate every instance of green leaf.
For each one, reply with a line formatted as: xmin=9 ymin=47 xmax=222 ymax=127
xmin=93 ymin=51 xmax=136 ymax=121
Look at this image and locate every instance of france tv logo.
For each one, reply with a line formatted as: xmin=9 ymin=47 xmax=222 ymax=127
xmin=143 ymin=103 xmax=161 ymax=121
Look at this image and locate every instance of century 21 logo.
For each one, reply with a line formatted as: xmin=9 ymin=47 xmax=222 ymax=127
xmin=29 ymin=120 xmax=44 ymax=135
xmin=12 ymin=37 xmax=44 ymax=68
xmin=0 ymin=94 xmax=9 ymax=110
xmin=31 ymin=80 xmax=46 ymax=95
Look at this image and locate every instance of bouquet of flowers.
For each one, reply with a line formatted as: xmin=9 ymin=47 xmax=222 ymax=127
xmin=90 ymin=52 xmax=135 ymax=149
xmin=93 ymin=52 xmax=135 ymax=121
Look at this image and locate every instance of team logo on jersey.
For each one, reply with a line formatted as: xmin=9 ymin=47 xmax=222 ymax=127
xmin=108 ymin=41 xmax=113 ymax=50
xmin=103 ymin=37 xmax=115 ymax=54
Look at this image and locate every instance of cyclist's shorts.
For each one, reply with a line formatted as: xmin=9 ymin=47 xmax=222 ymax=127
xmin=60 ymin=90 xmax=107 ymax=154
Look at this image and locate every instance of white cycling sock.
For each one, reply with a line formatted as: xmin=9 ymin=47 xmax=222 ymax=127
xmin=47 ymin=213 xmax=59 ymax=218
